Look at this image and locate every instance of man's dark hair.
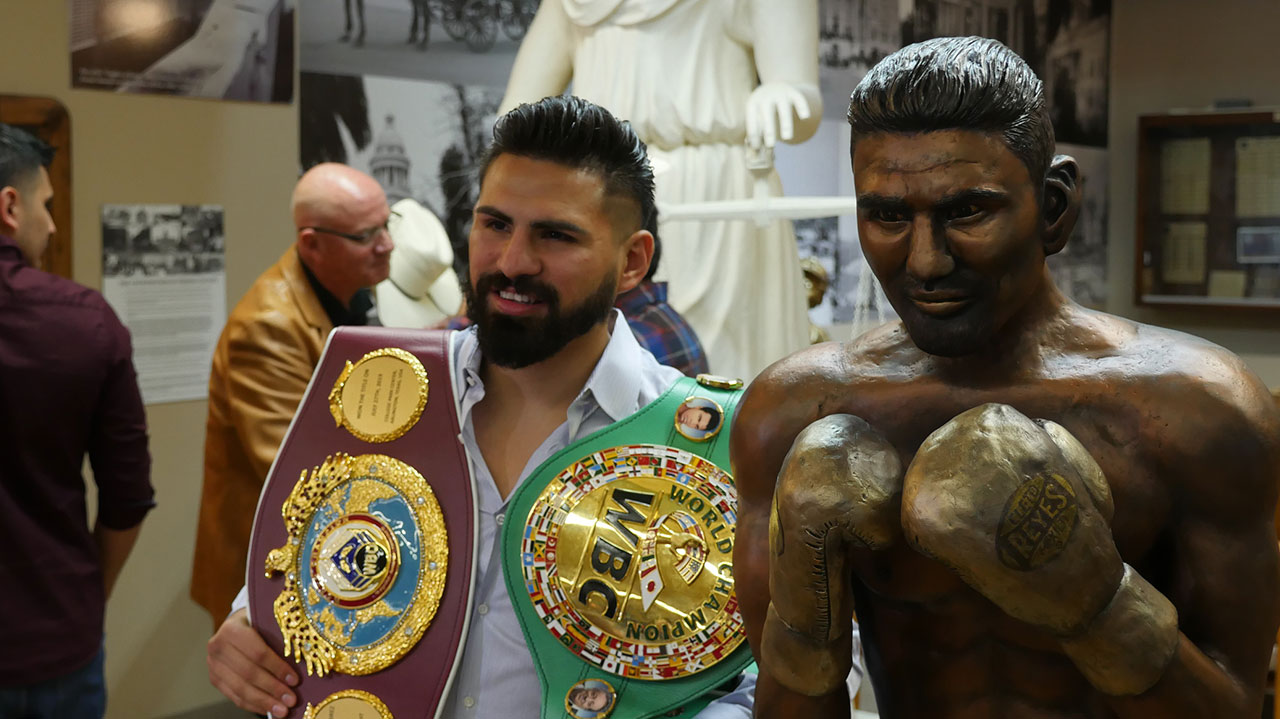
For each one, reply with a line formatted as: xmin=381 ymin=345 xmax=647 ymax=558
xmin=479 ymin=96 xmax=658 ymax=243
xmin=683 ymin=404 xmax=721 ymax=431
xmin=846 ymin=36 xmax=1054 ymax=186
xmin=0 ymin=123 xmax=54 ymax=191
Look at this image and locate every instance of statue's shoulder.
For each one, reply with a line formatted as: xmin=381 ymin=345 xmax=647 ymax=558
xmin=846 ymin=320 xmax=927 ymax=374
xmin=751 ymin=322 xmax=915 ymax=398
xmin=1082 ymin=309 xmax=1278 ymax=441
xmin=1092 ymin=313 xmax=1280 ymax=515
xmin=1102 ymin=311 xmax=1256 ymax=388
xmin=732 ymin=330 xmax=912 ymax=490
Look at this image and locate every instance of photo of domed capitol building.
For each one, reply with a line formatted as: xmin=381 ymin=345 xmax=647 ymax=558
xmin=300 ymin=72 xmax=503 ymax=266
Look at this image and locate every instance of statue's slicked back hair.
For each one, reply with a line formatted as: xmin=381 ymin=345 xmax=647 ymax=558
xmin=847 ymin=36 xmax=1054 ymax=185
xmin=479 ymin=95 xmax=657 ymax=240
xmin=0 ymin=123 xmax=54 ymax=191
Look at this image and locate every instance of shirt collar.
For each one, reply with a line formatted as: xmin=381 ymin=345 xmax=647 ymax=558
xmin=580 ymin=310 xmax=647 ymax=423
xmin=0 ymin=235 xmax=25 ymax=264
xmin=457 ymin=326 xmax=484 ymax=394
xmin=613 ymin=280 xmax=665 ymax=316
xmin=455 ymin=309 xmax=648 ymax=425
xmin=299 ymin=252 xmax=371 ymax=327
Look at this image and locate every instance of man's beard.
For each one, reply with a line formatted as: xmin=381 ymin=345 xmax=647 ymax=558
xmin=464 ymin=271 xmax=617 ymax=369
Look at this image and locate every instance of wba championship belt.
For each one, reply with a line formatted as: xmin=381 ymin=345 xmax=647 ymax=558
xmin=502 ymin=374 xmax=754 ymax=719
xmin=247 ymin=327 xmax=475 ymax=719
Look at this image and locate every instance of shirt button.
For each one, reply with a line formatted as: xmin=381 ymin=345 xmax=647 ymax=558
xmin=477 ymin=603 xmax=489 ymax=616
xmin=496 ymin=513 xmax=505 ymax=526
xmin=463 ymin=696 xmax=476 ymax=709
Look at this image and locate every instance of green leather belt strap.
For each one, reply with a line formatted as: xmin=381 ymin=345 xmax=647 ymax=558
xmin=502 ymin=375 xmax=751 ymax=719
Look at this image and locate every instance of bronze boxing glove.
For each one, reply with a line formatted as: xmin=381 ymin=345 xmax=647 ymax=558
xmin=761 ymin=414 xmax=901 ymax=696
xmin=903 ymin=404 xmax=1178 ymax=695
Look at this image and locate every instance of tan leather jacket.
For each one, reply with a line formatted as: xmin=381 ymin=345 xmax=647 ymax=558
xmin=190 ymin=248 xmax=332 ymax=623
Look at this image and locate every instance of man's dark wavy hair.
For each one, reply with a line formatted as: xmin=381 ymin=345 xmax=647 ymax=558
xmin=846 ymin=36 xmax=1054 ymax=186
xmin=0 ymin=123 xmax=54 ymax=191
xmin=479 ymin=95 xmax=657 ymax=240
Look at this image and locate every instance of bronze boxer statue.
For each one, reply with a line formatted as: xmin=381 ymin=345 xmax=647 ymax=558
xmin=733 ymin=36 xmax=1280 ymax=718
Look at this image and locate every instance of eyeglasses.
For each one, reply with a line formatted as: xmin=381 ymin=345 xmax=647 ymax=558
xmin=301 ymin=210 xmax=400 ymax=245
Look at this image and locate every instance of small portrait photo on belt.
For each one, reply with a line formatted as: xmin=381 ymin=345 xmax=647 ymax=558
xmin=675 ymin=396 xmax=725 ymax=442
xmin=565 ymin=678 xmax=617 ymax=718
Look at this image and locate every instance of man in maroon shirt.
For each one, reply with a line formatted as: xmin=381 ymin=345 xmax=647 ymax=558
xmin=0 ymin=124 xmax=154 ymax=718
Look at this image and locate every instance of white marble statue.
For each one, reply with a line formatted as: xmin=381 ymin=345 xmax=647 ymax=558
xmin=501 ymin=0 xmax=822 ymax=381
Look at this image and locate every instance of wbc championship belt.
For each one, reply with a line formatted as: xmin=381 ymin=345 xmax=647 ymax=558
xmin=502 ymin=374 xmax=754 ymax=719
xmin=247 ymin=327 xmax=475 ymax=719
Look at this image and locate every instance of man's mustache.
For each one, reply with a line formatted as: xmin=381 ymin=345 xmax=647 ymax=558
xmin=473 ymin=272 xmax=558 ymax=305
xmin=899 ymin=270 xmax=987 ymax=296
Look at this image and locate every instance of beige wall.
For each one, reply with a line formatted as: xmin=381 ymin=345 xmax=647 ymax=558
xmin=1108 ymin=0 xmax=1280 ymax=386
xmin=0 ymin=3 xmax=298 ymax=717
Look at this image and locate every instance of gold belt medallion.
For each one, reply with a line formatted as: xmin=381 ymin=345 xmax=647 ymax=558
xmin=520 ymin=444 xmax=745 ymax=680
xmin=265 ymin=453 xmax=448 ymax=677
xmin=304 ymin=689 xmax=394 ymax=719
xmin=329 ymin=348 xmax=429 ymax=443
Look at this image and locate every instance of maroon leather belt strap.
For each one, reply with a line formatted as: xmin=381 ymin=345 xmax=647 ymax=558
xmin=247 ymin=326 xmax=475 ymax=719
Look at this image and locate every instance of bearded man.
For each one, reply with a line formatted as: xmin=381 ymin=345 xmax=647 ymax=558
xmin=204 ymin=96 xmax=757 ymax=719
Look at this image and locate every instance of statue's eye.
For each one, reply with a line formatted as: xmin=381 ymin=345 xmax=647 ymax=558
xmin=945 ymin=204 xmax=983 ymax=222
xmin=871 ymin=208 xmax=907 ymax=224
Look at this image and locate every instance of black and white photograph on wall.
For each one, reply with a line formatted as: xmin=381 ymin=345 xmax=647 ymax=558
xmin=101 ymin=204 xmax=227 ymax=404
xmin=301 ymin=0 xmax=540 ymax=87
xmin=70 ymin=0 xmax=295 ymax=102
xmin=1049 ymin=142 xmax=1107 ymax=307
xmin=102 ymin=204 xmax=225 ymax=277
xmin=794 ymin=217 xmax=896 ymax=332
xmin=300 ymin=71 xmax=502 ymax=266
xmin=818 ymin=0 xmax=1110 ymax=147
xmin=818 ymin=0 xmax=900 ymax=107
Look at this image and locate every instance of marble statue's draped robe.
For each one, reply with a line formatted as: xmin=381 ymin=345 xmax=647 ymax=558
xmin=562 ymin=0 xmax=810 ymax=380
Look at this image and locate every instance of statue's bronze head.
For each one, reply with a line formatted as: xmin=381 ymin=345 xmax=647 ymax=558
xmin=847 ymin=36 xmax=1055 ymax=191
xmin=846 ymin=37 xmax=1081 ymax=357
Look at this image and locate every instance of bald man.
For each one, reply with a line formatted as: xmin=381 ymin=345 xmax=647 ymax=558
xmin=191 ymin=164 xmax=394 ymax=624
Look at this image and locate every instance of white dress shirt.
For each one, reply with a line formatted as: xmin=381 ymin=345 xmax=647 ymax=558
xmin=235 ymin=312 xmax=754 ymax=717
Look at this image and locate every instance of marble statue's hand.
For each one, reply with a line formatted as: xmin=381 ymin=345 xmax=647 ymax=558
xmin=745 ymin=82 xmax=813 ymax=148
xmin=760 ymin=414 xmax=902 ymax=696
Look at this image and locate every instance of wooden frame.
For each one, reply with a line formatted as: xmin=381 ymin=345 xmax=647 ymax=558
xmin=0 ymin=95 xmax=72 ymax=279
xmin=1135 ymin=111 xmax=1280 ymax=312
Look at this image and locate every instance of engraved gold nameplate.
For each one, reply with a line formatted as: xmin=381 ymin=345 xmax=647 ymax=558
xmin=265 ymin=453 xmax=448 ymax=677
xmin=328 ymin=348 xmax=429 ymax=443
xmin=304 ymin=689 xmax=394 ymax=719
xmin=997 ymin=471 xmax=1080 ymax=571
xmin=520 ymin=444 xmax=745 ymax=680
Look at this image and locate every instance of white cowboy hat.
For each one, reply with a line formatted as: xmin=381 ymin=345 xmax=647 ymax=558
xmin=375 ymin=198 xmax=464 ymax=328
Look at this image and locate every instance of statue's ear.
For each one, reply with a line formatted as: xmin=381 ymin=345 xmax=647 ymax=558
xmin=1042 ymin=154 xmax=1081 ymax=257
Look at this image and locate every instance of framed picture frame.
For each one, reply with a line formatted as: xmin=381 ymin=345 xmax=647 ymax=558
xmin=0 ymin=94 xmax=72 ymax=279
xmin=1136 ymin=111 xmax=1280 ymax=311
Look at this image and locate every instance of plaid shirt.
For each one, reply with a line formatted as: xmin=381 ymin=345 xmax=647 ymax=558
xmin=615 ymin=280 xmax=709 ymax=377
